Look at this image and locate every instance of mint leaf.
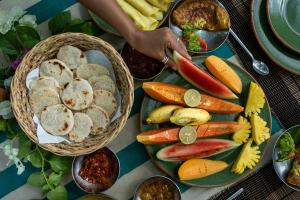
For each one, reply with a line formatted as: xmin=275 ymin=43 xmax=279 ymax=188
xmin=42 ymin=184 xmax=51 ymax=195
xmin=48 ymin=171 xmax=62 ymax=187
xmin=27 ymin=172 xmax=46 ymax=187
xmin=15 ymin=25 xmax=40 ymax=48
xmin=28 ymin=150 xmax=43 ymax=168
xmin=49 ymin=155 xmax=72 ymax=174
xmin=17 ymin=134 xmax=32 ymax=159
xmin=46 ymin=185 xmax=67 ymax=200
xmin=4 ymin=30 xmax=22 ymax=53
xmin=0 ymin=34 xmax=18 ymax=56
xmin=48 ymin=11 xmax=71 ymax=35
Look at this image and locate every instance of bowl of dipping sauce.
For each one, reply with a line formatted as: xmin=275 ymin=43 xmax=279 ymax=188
xmin=121 ymin=43 xmax=166 ymax=81
xmin=72 ymin=147 xmax=120 ymax=193
xmin=134 ymin=175 xmax=181 ymax=200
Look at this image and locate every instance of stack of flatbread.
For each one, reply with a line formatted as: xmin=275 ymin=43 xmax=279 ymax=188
xmin=29 ymin=45 xmax=118 ymax=143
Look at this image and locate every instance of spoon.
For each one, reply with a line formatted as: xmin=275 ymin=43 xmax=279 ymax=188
xmin=229 ymin=29 xmax=269 ymax=75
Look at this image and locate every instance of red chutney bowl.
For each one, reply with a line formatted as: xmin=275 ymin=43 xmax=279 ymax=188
xmin=72 ymin=147 xmax=120 ymax=194
xmin=121 ymin=43 xmax=167 ymax=81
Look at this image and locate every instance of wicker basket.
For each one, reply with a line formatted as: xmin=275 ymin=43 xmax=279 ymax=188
xmin=11 ymin=33 xmax=134 ymax=156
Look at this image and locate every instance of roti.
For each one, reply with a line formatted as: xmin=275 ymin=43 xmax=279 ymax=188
xmin=93 ymin=89 xmax=117 ymax=118
xmin=40 ymin=59 xmax=73 ymax=87
xmin=57 ymin=45 xmax=87 ymax=69
xmin=76 ymin=63 xmax=110 ymax=79
xmin=69 ymin=113 xmax=93 ymax=142
xmin=30 ymin=87 xmax=61 ymax=117
xmin=30 ymin=76 xmax=60 ymax=93
xmin=61 ymin=78 xmax=93 ymax=110
xmin=40 ymin=104 xmax=74 ymax=136
xmin=89 ymin=75 xmax=116 ymax=94
xmin=84 ymin=105 xmax=109 ymax=135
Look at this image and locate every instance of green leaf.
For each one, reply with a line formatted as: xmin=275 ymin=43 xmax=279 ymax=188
xmin=42 ymin=184 xmax=51 ymax=195
xmin=15 ymin=26 xmax=40 ymax=48
xmin=49 ymin=155 xmax=72 ymax=174
xmin=27 ymin=172 xmax=46 ymax=187
xmin=0 ymin=118 xmax=7 ymax=131
xmin=28 ymin=149 xmax=43 ymax=168
xmin=46 ymin=185 xmax=67 ymax=200
xmin=48 ymin=11 xmax=71 ymax=35
xmin=17 ymin=134 xmax=32 ymax=159
xmin=48 ymin=171 xmax=62 ymax=187
xmin=4 ymin=30 xmax=22 ymax=53
xmin=0 ymin=34 xmax=18 ymax=56
xmin=292 ymin=128 xmax=300 ymax=145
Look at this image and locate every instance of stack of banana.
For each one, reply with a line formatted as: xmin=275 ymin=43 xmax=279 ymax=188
xmin=116 ymin=0 xmax=174 ymax=30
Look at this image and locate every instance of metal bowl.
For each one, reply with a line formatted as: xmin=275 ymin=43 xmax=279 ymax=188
xmin=272 ymin=125 xmax=300 ymax=191
xmin=77 ymin=194 xmax=116 ymax=200
xmin=72 ymin=147 xmax=120 ymax=194
xmin=133 ymin=175 xmax=181 ymax=200
xmin=169 ymin=0 xmax=230 ymax=54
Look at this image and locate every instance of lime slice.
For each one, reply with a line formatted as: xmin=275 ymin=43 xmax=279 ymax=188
xmin=184 ymin=89 xmax=201 ymax=107
xmin=179 ymin=126 xmax=197 ymax=144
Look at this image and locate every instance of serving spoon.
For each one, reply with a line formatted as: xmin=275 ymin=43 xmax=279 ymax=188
xmin=229 ymin=29 xmax=269 ymax=75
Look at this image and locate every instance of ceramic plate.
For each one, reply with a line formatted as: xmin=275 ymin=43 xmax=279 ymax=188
xmin=251 ymin=0 xmax=300 ymax=75
xmin=267 ymin=0 xmax=300 ymax=53
xmin=140 ymin=57 xmax=272 ymax=187
xmin=89 ymin=3 xmax=174 ymax=36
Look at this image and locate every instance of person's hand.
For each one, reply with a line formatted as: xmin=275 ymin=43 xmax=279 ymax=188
xmin=128 ymin=27 xmax=191 ymax=70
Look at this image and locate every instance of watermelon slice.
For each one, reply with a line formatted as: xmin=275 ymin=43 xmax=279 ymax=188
xmin=156 ymin=139 xmax=240 ymax=162
xmin=173 ymin=51 xmax=238 ymax=99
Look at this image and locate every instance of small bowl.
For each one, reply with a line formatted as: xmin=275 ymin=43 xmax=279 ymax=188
xmin=273 ymin=125 xmax=300 ymax=191
xmin=121 ymin=43 xmax=167 ymax=81
xmin=77 ymin=194 xmax=116 ymax=200
xmin=133 ymin=175 xmax=181 ymax=200
xmin=169 ymin=0 xmax=230 ymax=54
xmin=72 ymin=147 xmax=120 ymax=193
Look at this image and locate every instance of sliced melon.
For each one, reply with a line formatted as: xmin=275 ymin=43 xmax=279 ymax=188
xmin=245 ymin=82 xmax=265 ymax=117
xmin=232 ymin=116 xmax=251 ymax=143
xmin=232 ymin=139 xmax=261 ymax=174
xmin=251 ymin=114 xmax=270 ymax=145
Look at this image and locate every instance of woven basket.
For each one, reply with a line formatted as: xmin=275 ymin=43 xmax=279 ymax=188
xmin=11 ymin=33 xmax=134 ymax=156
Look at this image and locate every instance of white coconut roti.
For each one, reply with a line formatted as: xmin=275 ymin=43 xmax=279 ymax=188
xmin=40 ymin=59 xmax=73 ymax=87
xmin=93 ymin=89 xmax=117 ymax=118
xmin=57 ymin=45 xmax=87 ymax=69
xmin=89 ymin=75 xmax=116 ymax=94
xmin=76 ymin=63 xmax=110 ymax=80
xmin=69 ymin=113 xmax=93 ymax=142
xmin=40 ymin=104 xmax=74 ymax=136
xmin=30 ymin=76 xmax=60 ymax=93
xmin=84 ymin=105 xmax=109 ymax=135
xmin=61 ymin=78 xmax=93 ymax=111
xmin=30 ymin=87 xmax=61 ymax=117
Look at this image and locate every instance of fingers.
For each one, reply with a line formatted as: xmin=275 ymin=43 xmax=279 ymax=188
xmin=166 ymin=58 xmax=177 ymax=71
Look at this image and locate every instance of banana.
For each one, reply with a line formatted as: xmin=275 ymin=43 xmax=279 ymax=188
xmin=146 ymin=105 xmax=183 ymax=124
xmin=170 ymin=108 xmax=211 ymax=126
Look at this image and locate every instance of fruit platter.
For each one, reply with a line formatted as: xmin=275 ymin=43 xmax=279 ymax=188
xmin=138 ymin=52 xmax=271 ymax=187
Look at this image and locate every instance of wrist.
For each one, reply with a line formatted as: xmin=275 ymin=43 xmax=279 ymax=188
xmin=125 ymin=27 xmax=143 ymax=48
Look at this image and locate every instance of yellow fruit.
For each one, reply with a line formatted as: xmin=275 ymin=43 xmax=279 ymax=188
xmin=245 ymin=82 xmax=265 ymax=117
xmin=232 ymin=139 xmax=261 ymax=174
xmin=146 ymin=105 xmax=183 ymax=124
xmin=251 ymin=114 xmax=270 ymax=145
xmin=232 ymin=116 xmax=251 ymax=143
xmin=170 ymin=108 xmax=211 ymax=126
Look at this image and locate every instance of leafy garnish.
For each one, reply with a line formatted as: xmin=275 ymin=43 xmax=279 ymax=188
xmin=187 ymin=35 xmax=200 ymax=52
xmin=292 ymin=128 xmax=300 ymax=145
xmin=182 ymin=23 xmax=195 ymax=38
xmin=277 ymin=132 xmax=295 ymax=162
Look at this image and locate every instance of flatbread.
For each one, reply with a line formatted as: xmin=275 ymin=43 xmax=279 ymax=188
xmin=84 ymin=105 xmax=109 ymax=135
xmin=93 ymin=89 xmax=117 ymax=118
xmin=61 ymin=78 xmax=93 ymax=111
xmin=40 ymin=104 xmax=74 ymax=136
xmin=89 ymin=75 xmax=116 ymax=94
xmin=30 ymin=76 xmax=60 ymax=93
xmin=76 ymin=63 xmax=110 ymax=80
xmin=30 ymin=87 xmax=61 ymax=117
xmin=57 ymin=45 xmax=87 ymax=69
xmin=40 ymin=59 xmax=73 ymax=87
xmin=69 ymin=113 xmax=93 ymax=142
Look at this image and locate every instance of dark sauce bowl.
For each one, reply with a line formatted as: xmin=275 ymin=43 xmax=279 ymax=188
xmin=72 ymin=147 xmax=120 ymax=194
xmin=121 ymin=43 xmax=167 ymax=81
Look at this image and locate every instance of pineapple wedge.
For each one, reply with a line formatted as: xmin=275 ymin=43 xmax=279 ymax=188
xmin=245 ymin=82 xmax=265 ymax=117
xmin=251 ymin=114 xmax=270 ymax=145
xmin=232 ymin=116 xmax=251 ymax=143
xmin=232 ymin=139 xmax=261 ymax=174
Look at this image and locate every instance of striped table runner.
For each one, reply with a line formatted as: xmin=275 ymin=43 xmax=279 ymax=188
xmin=0 ymin=0 xmax=282 ymax=199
